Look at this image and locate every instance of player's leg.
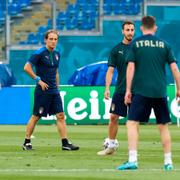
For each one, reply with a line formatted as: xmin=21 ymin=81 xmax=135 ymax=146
xmin=97 ymin=114 xmax=119 ymax=155
xmin=153 ymin=97 xmax=173 ymax=170
xmin=52 ymin=94 xmax=79 ymax=150
xmin=56 ymin=112 xmax=67 ymax=139
xmin=108 ymin=114 xmax=119 ymax=140
xmin=97 ymin=92 xmax=126 ymax=155
xmin=23 ymin=115 xmax=40 ymax=150
xmin=157 ymin=124 xmax=173 ymax=170
xmin=22 ymin=90 xmax=48 ymax=150
xmin=127 ymin=120 xmax=139 ymax=163
xmin=117 ymin=95 xmax=151 ymax=170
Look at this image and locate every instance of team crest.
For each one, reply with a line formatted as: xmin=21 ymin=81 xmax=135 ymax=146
xmin=111 ymin=103 xmax=115 ymax=112
xmin=39 ymin=107 xmax=44 ymax=114
xmin=55 ymin=54 xmax=59 ymax=61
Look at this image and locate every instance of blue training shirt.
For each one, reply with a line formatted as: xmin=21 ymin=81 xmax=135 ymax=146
xmin=28 ymin=46 xmax=60 ymax=94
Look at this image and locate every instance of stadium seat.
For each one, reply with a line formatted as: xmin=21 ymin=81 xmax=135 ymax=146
xmin=0 ymin=7 xmax=5 ymax=24
xmin=103 ymin=4 xmax=112 ymax=15
xmin=37 ymin=25 xmax=48 ymax=36
xmin=123 ymin=3 xmax=140 ymax=15
xmin=14 ymin=0 xmax=31 ymax=8
xmin=27 ymin=33 xmax=39 ymax=44
xmin=8 ymin=3 xmax=21 ymax=16
xmin=103 ymin=0 xmax=141 ymax=15
xmin=65 ymin=18 xmax=78 ymax=30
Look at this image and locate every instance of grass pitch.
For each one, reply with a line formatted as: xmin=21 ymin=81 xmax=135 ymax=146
xmin=0 ymin=124 xmax=180 ymax=180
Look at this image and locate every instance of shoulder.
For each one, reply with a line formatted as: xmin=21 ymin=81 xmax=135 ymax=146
xmin=131 ymin=35 xmax=144 ymax=44
xmin=33 ymin=47 xmax=47 ymax=55
xmin=54 ymin=49 xmax=60 ymax=55
xmin=154 ymin=36 xmax=172 ymax=49
xmin=111 ymin=42 xmax=123 ymax=54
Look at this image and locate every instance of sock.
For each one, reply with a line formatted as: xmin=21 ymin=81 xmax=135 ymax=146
xmin=24 ymin=138 xmax=30 ymax=145
xmin=108 ymin=139 xmax=116 ymax=148
xmin=62 ymin=138 xmax=68 ymax=146
xmin=128 ymin=150 xmax=137 ymax=163
xmin=164 ymin=152 xmax=172 ymax=165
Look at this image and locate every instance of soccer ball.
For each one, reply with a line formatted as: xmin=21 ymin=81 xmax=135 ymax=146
xmin=103 ymin=138 xmax=119 ymax=150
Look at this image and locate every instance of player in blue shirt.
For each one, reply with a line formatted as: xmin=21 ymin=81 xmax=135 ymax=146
xmin=22 ymin=30 xmax=79 ymax=151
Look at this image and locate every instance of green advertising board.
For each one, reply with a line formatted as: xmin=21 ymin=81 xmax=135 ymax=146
xmin=29 ymin=85 xmax=178 ymax=125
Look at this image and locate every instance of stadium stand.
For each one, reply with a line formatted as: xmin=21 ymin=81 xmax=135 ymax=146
xmin=1 ymin=0 xmax=180 ymax=85
xmin=0 ymin=0 xmax=143 ymax=46
xmin=103 ymin=0 xmax=142 ymax=15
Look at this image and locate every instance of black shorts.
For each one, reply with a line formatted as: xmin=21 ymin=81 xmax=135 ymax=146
xmin=128 ymin=94 xmax=171 ymax=124
xmin=33 ymin=91 xmax=63 ymax=117
xmin=110 ymin=92 xmax=127 ymax=117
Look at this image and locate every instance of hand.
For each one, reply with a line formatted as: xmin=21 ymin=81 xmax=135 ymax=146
xmin=38 ymin=80 xmax=49 ymax=91
xmin=124 ymin=91 xmax=132 ymax=105
xmin=104 ymin=90 xmax=110 ymax=100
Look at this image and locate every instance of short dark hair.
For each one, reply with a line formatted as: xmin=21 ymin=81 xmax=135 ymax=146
xmin=122 ymin=21 xmax=135 ymax=29
xmin=141 ymin=16 xmax=156 ymax=29
xmin=44 ymin=29 xmax=59 ymax=39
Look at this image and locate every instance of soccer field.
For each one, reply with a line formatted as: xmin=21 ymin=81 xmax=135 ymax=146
xmin=0 ymin=125 xmax=180 ymax=180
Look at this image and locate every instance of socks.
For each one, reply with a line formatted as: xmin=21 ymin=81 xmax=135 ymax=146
xmin=128 ymin=150 xmax=137 ymax=163
xmin=62 ymin=138 xmax=69 ymax=146
xmin=24 ymin=138 xmax=31 ymax=145
xmin=164 ymin=152 xmax=172 ymax=165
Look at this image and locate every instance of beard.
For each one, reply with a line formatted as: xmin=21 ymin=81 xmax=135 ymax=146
xmin=125 ymin=35 xmax=133 ymax=42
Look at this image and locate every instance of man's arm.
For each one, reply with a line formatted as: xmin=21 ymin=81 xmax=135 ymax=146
xmin=104 ymin=67 xmax=114 ymax=99
xmin=170 ymin=62 xmax=180 ymax=103
xmin=125 ymin=62 xmax=135 ymax=105
xmin=24 ymin=62 xmax=37 ymax=79
xmin=56 ymin=69 xmax=59 ymax=88
xmin=24 ymin=62 xmax=49 ymax=91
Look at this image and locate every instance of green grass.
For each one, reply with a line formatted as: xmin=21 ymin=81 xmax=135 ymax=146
xmin=0 ymin=125 xmax=180 ymax=180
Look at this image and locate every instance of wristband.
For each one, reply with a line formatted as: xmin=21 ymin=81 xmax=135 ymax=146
xmin=34 ymin=76 xmax=41 ymax=83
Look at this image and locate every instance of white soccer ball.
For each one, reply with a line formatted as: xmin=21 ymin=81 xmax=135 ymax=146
xmin=103 ymin=138 xmax=119 ymax=150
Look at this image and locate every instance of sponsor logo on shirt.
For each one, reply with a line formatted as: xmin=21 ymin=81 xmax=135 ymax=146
xmin=39 ymin=107 xmax=44 ymax=114
xmin=55 ymin=54 xmax=59 ymax=60
xmin=111 ymin=103 xmax=115 ymax=112
xmin=118 ymin=50 xmax=123 ymax=54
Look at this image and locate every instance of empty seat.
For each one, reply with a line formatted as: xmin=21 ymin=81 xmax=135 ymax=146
xmin=8 ymin=3 xmax=21 ymax=16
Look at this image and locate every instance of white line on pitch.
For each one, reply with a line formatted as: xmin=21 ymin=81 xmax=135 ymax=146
xmin=0 ymin=168 xmax=180 ymax=172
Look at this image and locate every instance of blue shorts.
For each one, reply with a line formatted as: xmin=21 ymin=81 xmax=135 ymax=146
xmin=33 ymin=90 xmax=63 ymax=117
xmin=110 ymin=92 xmax=127 ymax=117
xmin=128 ymin=94 xmax=171 ymax=124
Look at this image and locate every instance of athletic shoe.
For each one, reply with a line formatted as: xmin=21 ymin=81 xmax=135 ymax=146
xmin=164 ymin=164 xmax=173 ymax=171
xmin=22 ymin=143 xmax=33 ymax=150
xmin=62 ymin=143 xmax=79 ymax=150
xmin=116 ymin=161 xmax=138 ymax=170
xmin=97 ymin=147 xmax=116 ymax=156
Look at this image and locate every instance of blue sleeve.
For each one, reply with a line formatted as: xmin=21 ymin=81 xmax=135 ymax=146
xmin=27 ymin=53 xmax=40 ymax=66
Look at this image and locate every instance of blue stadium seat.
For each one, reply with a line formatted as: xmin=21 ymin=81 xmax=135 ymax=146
xmin=0 ymin=6 xmax=5 ymax=24
xmin=37 ymin=25 xmax=48 ymax=35
xmin=13 ymin=0 xmax=31 ymax=8
xmin=8 ymin=3 xmax=21 ymax=16
xmin=76 ymin=0 xmax=87 ymax=4
xmin=123 ymin=3 xmax=140 ymax=15
xmin=27 ymin=33 xmax=39 ymax=44
xmin=114 ymin=4 xmax=123 ymax=15
xmin=103 ymin=4 xmax=112 ymax=15
xmin=103 ymin=0 xmax=141 ymax=15
xmin=78 ymin=18 xmax=95 ymax=30
xmin=65 ymin=18 xmax=78 ymax=30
